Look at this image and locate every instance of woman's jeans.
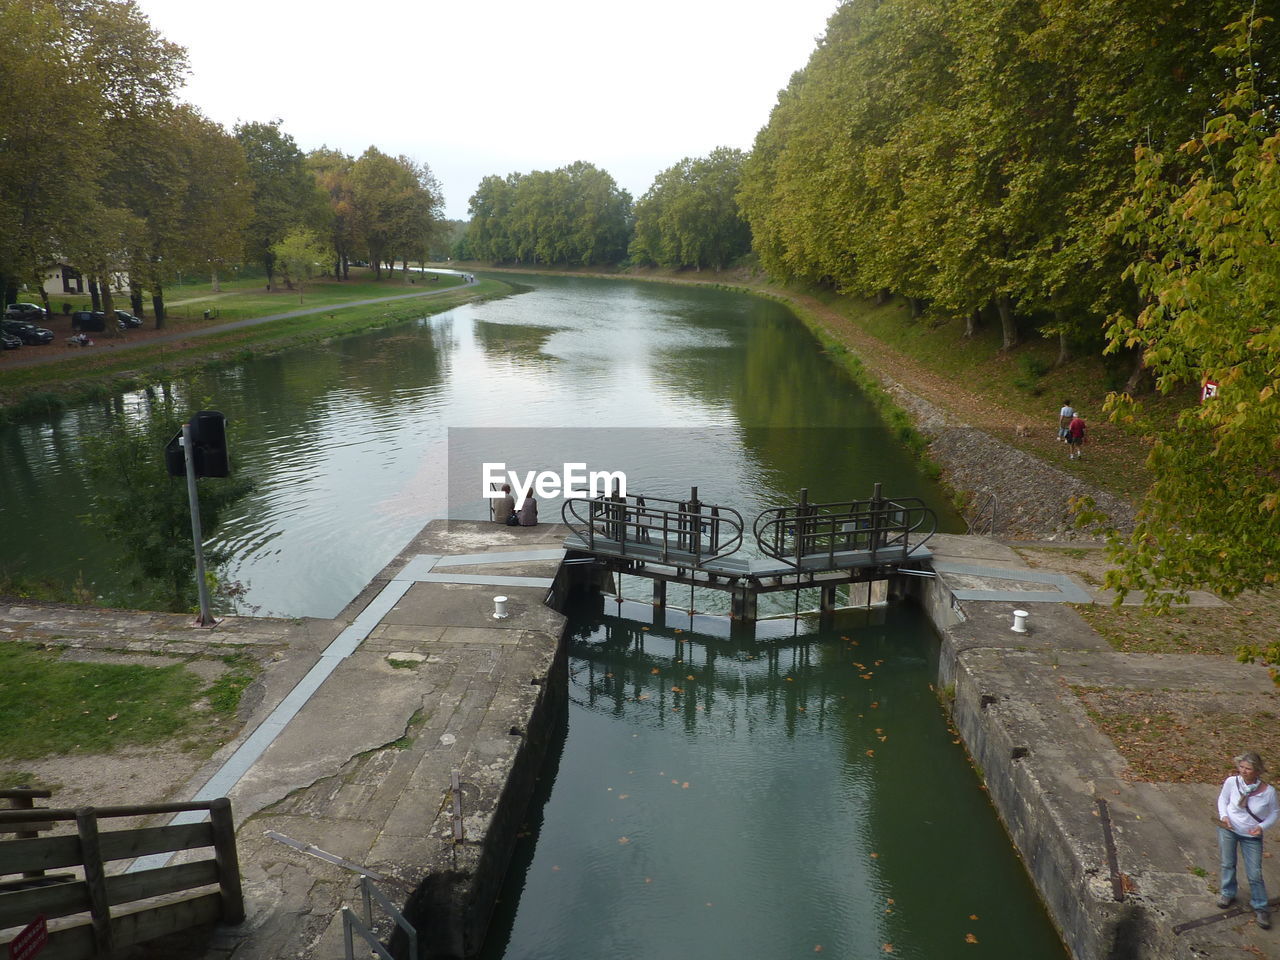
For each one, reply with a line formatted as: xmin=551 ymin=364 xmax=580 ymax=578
xmin=1219 ymin=827 xmax=1268 ymax=910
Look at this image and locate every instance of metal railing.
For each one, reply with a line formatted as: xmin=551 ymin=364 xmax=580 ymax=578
xmin=343 ymin=874 xmax=418 ymax=960
xmin=562 ymin=487 xmax=744 ymax=568
xmin=753 ymin=485 xmax=936 ymax=568
xmin=966 ymin=492 xmax=998 ymax=537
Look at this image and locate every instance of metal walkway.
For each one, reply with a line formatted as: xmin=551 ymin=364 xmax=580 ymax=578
xmin=562 ymin=484 xmax=936 ymax=619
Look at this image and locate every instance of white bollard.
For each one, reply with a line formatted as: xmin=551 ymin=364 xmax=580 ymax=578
xmin=493 ymin=595 xmax=509 ymax=620
xmin=1011 ymin=609 xmax=1029 ymax=633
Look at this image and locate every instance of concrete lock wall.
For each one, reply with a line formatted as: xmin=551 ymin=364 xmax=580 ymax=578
xmin=898 ymin=570 xmax=1164 ymax=960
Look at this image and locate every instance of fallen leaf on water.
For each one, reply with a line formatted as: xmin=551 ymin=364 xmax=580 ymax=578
xmin=815 ymin=947 xmax=823 ymax=953
xmin=870 ymin=852 xmax=879 ymax=859
xmin=651 ymin=668 xmax=660 ymax=675
xmin=883 ymin=945 xmax=893 ymax=953
xmin=618 ymin=837 xmax=630 ymax=844
xmin=644 ymin=877 xmax=652 ymax=883
xmin=671 ymin=686 xmax=683 ymax=693
xmin=870 ymin=702 xmax=879 ymax=709
xmin=619 ymin=794 xmax=629 ymax=800
xmin=879 ymin=735 xmax=888 ymax=742
xmin=887 ymin=898 xmax=895 ymax=905
xmin=687 ymin=674 xmax=695 ymax=680
xmin=641 ymin=627 xmax=649 ymax=631
xmin=786 ymin=677 xmax=794 ymax=682
xmin=552 ymin=865 xmax=560 ymax=871
xmin=866 ymin=749 xmax=875 ymax=757
xmin=674 ymin=628 xmax=683 ymax=633
xmin=965 ymin=934 xmax=979 ymax=944
xmin=682 ymin=782 xmax=690 ymax=789
xmin=861 ymin=674 xmax=873 ymax=680
xmin=969 ymin=914 xmax=979 ymax=920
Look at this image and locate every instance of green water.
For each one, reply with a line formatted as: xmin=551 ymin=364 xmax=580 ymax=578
xmin=484 ymin=599 xmax=1066 ymax=959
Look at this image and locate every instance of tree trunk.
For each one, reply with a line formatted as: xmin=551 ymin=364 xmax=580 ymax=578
xmin=98 ymin=276 xmax=117 ymax=337
xmin=996 ymin=294 xmax=1018 ymax=350
xmin=152 ymin=283 xmax=166 ymax=329
xmin=908 ymin=297 xmax=924 ymax=319
xmin=875 ymin=288 xmax=892 ymax=306
xmin=342 ymin=255 xmax=349 ymax=281
xmin=130 ymin=282 xmax=144 ymax=317
xmin=1055 ymin=312 xmax=1070 ymax=366
xmin=965 ymin=307 xmax=981 ymax=338
xmin=211 ymin=268 xmax=221 ymax=294
xmin=1124 ymin=353 xmax=1149 ymax=394
xmin=89 ymin=279 xmax=101 ymax=312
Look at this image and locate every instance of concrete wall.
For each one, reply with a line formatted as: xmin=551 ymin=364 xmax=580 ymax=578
xmin=899 ymin=571 xmax=1153 ymax=960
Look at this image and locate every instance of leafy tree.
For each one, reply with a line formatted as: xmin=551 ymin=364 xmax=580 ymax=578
xmin=1102 ymin=11 xmax=1280 ymax=621
xmin=631 ymin=148 xmax=751 ymax=270
xmin=236 ymin=120 xmax=318 ymax=288
xmin=271 ymin=228 xmax=334 ymax=302
xmin=349 ymin=148 xmax=442 ymax=278
xmin=308 ymin=147 xmax=357 ymax=279
xmin=82 ymin=402 xmax=255 ymax=613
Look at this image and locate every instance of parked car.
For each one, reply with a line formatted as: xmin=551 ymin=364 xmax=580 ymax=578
xmin=114 ymin=309 xmax=142 ymax=329
xmin=5 ymin=302 xmax=47 ymax=321
xmin=71 ymin=310 xmax=104 ymax=332
xmin=0 ymin=319 xmax=54 ymax=344
xmin=0 ymin=330 xmax=21 ymax=350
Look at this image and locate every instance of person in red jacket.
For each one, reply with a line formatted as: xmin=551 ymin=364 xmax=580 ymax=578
xmin=1067 ymin=413 xmax=1086 ymax=460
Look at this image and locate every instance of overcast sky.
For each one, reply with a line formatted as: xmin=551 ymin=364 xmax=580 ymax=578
xmin=131 ymin=0 xmax=840 ymax=220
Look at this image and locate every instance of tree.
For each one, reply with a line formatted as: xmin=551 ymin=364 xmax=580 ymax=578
xmin=236 ymin=120 xmax=318 ymax=288
xmin=631 ymin=148 xmax=751 ymax=270
xmin=308 ymin=147 xmax=356 ymax=279
xmin=82 ymin=401 xmax=255 ymax=613
xmin=1102 ymin=11 xmax=1280 ymax=621
xmin=271 ymin=228 xmax=333 ymax=303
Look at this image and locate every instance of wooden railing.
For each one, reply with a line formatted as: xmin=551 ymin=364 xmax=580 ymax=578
xmin=0 ymin=797 xmax=243 ymax=959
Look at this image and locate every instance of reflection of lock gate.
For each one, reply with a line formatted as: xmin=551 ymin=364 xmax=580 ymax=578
xmin=562 ymin=484 xmax=936 ymax=621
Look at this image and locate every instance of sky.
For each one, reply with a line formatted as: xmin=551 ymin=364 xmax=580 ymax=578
xmin=131 ymin=0 xmax=842 ymax=220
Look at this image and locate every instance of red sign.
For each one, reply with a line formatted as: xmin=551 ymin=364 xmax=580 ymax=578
xmin=1201 ymin=380 xmax=1219 ymax=401
xmin=8 ymin=915 xmax=47 ymax=960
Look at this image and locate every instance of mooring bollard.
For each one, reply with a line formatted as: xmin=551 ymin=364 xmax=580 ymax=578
xmin=1011 ymin=609 xmax=1029 ymax=633
xmin=493 ymin=595 xmax=508 ymax=619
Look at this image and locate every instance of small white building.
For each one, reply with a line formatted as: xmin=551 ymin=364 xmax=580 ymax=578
xmin=38 ymin=264 xmax=130 ymax=301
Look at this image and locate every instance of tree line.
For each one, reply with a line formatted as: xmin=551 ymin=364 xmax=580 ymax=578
xmin=0 ymin=0 xmax=444 ymax=326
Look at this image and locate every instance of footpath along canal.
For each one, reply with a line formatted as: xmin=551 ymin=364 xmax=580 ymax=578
xmin=0 ymin=274 xmax=1148 ymax=957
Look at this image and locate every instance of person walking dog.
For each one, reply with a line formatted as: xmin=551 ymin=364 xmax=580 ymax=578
xmin=1217 ymin=751 xmax=1277 ymax=928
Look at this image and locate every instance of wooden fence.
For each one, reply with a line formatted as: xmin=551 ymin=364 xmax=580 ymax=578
xmin=0 ymin=791 xmax=242 ymax=960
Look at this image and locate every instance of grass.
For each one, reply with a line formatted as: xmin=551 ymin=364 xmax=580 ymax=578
xmin=0 ymin=274 xmax=509 ymax=419
xmin=0 ymin=643 xmax=202 ymax=759
xmin=0 ymin=643 xmax=263 ymax=760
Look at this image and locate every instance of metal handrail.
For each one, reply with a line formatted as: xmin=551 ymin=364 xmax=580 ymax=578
xmin=754 ymin=492 xmax=936 ymax=569
xmin=562 ymin=491 xmax=744 ymax=567
xmin=342 ymin=874 xmax=418 ymax=960
xmin=966 ymin=492 xmax=997 ymax=536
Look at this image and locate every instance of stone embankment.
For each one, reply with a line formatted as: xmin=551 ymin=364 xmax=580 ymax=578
xmin=879 ymin=377 xmax=1137 ymax=540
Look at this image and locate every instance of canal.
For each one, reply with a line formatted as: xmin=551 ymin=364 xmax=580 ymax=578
xmin=0 ymin=274 xmax=1066 ymax=957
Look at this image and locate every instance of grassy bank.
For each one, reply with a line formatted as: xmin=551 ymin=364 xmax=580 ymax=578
xmin=0 ymin=273 xmax=510 ymax=423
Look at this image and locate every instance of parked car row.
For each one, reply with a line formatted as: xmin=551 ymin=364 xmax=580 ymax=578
xmin=0 ymin=318 xmax=53 ymax=345
xmin=70 ymin=309 xmax=142 ymax=331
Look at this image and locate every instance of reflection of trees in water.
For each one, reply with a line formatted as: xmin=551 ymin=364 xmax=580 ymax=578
xmin=567 ymin=609 xmax=864 ymax=735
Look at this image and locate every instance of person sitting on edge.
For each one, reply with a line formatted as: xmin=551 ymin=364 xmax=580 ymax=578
xmin=494 ymin=483 xmax=515 ymax=525
xmin=518 ymin=494 xmax=538 ymax=526
xmin=1067 ymin=412 xmax=1086 ymax=460
xmin=1058 ymin=399 xmax=1074 ymax=442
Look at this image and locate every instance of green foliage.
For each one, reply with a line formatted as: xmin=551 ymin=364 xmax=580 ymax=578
xmin=465 ymin=162 xmax=632 ymax=266
xmin=271 ymin=228 xmax=334 ymax=302
xmin=1103 ymin=12 xmax=1280 ymax=618
xmin=80 ymin=400 xmax=255 ymax=612
xmin=630 ymin=148 xmax=752 ymax=270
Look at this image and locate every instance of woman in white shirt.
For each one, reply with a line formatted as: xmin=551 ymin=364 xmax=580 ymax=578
xmin=1217 ymin=751 xmax=1278 ymax=928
